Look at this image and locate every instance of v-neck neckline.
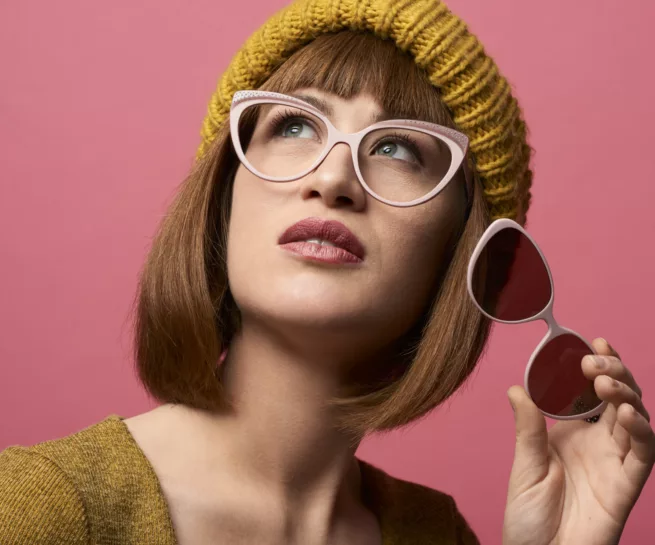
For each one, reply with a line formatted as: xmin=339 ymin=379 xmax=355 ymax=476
xmin=106 ymin=414 xmax=393 ymax=545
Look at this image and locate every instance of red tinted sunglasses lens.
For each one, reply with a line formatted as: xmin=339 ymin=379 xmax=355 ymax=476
xmin=472 ymin=227 xmax=551 ymax=322
xmin=527 ymin=334 xmax=603 ymax=416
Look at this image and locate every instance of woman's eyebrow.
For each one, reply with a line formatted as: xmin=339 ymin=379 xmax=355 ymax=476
xmin=291 ymin=93 xmax=334 ymax=116
xmin=290 ymin=93 xmax=391 ymax=123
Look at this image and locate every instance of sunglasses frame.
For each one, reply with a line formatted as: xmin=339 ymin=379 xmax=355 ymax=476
xmin=230 ymin=90 xmax=472 ymax=208
xmin=467 ymin=218 xmax=608 ymax=421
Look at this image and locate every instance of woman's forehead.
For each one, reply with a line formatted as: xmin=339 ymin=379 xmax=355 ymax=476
xmin=288 ymin=87 xmax=388 ymax=121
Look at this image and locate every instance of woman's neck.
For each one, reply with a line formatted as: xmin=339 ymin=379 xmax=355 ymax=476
xmin=217 ymin=325 xmax=363 ymax=497
xmin=155 ymin=320 xmax=370 ymax=527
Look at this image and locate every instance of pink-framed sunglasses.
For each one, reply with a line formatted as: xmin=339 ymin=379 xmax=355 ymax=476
xmin=229 ymin=90 xmax=472 ymax=207
xmin=467 ymin=218 xmax=608 ymax=422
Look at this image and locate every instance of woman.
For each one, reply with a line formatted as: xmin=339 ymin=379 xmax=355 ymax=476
xmin=1 ymin=0 xmax=652 ymax=543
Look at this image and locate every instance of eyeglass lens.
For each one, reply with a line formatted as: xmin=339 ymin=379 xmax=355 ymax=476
xmin=236 ymin=103 xmax=454 ymax=203
xmin=472 ymin=227 xmax=602 ymax=417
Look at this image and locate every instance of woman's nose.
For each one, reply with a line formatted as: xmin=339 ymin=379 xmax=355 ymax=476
xmin=299 ymin=143 xmax=367 ymax=210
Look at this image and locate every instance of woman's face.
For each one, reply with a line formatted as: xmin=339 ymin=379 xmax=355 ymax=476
xmin=227 ymin=87 xmax=467 ymax=357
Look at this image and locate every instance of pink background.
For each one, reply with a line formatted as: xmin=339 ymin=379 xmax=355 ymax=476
xmin=1 ymin=0 xmax=654 ymax=542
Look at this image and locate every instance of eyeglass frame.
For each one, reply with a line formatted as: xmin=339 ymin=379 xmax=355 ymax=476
xmin=466 ymin=218 xmax=608 ymax=421
xmin=229 ymin=90 xmax=473 ymax=208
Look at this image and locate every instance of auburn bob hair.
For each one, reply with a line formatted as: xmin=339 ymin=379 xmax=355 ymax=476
xmin=133 ymin=31 xmax=495 ymax=436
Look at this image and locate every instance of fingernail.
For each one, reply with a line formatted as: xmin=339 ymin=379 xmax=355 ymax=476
xmin=600 ymin=337 xmax=612 ymax=350
xmin=611 ymin=379 xmax=620 ymax=388
xmin=594 ymin=356 xmax=606 ymax=369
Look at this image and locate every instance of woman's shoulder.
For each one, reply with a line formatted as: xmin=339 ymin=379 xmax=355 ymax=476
xmin=358 ymin=459 xmax=479 ymax=545
xmin=0 ymin=414 xmax=174 ymax=543
xmin=2 ymin=414 xmax=127 ymax=465
xmin=0 ymin=440 xmax=89 ymax=542
xmin=1 ymin=415 xmax=140 ymax=498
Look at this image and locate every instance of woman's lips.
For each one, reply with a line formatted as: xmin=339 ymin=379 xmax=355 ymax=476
xmin=278 ymin=217 xmax=365 ymax=264
xmin=279 ymin=241 xmax=363 ymax=264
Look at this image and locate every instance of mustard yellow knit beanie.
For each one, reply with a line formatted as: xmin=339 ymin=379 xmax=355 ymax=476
xmin=197 ymin=0 xmax=533 ymax=225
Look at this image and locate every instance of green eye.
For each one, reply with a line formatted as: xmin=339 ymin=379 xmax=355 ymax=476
xmin=281 ymin=120 xmax=316 ymax=139
xmin=376 ymin=143 xmax=396 ymax=155
xmin=283 ymin=123 xmax=302 ymax=136
xmin=374 ymin=141 xmax=416 ymax=162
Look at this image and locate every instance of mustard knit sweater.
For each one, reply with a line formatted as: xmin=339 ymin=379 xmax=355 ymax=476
xmin=0 ymin=415 xmax=478 ymax=544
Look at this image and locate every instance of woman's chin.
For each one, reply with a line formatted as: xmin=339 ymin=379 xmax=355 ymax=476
xmin=251 ymin=301 xmax=375 ymax=329
xmin=231 ymin=276 xmax=419 ymax=341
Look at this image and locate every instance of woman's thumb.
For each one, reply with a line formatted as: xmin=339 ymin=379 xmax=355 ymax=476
xmin=507 ymin=385 xmax=549 ymax=488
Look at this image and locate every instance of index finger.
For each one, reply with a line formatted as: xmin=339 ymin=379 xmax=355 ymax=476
xmin=593 ymin=337 xmax=621 ymax=359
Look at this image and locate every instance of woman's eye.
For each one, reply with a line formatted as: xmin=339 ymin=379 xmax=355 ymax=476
xmin=373 ymin=141 xmax=417 ymax=163
xmin=280 ymin=119 xmax=316 ymax=139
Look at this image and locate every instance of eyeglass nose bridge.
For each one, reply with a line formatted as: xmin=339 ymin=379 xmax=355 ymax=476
xmin=307 ymin=125 xmax=368 ymax=184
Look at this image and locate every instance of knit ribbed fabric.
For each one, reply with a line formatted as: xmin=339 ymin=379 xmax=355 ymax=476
xmin=197 ymin=0 xmax=532 ymax=225
xmin=0 ymin=415 xmax=479 ymax=544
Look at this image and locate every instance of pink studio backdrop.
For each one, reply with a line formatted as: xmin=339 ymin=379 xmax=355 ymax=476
xmin=1 ymin=0 xmax=654 ymax=542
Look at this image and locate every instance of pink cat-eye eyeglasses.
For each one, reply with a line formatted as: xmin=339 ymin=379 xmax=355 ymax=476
xmin=229 ymin=90 xmax=473 ymax=207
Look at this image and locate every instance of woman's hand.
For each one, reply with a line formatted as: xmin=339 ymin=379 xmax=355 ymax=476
xmin=502 ymin=338 xmax=655 ymax=545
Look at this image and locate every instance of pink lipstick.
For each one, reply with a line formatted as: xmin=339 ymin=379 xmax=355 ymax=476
xmin=278 ymin=218 xmax=365 ymax=264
